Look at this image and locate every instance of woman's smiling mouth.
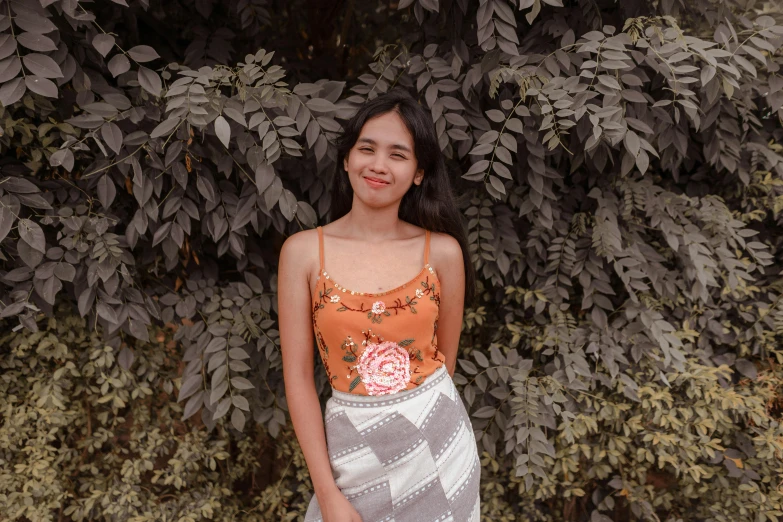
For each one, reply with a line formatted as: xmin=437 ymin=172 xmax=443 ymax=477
xmin=364 ymin=176 xmax=389 ymax=187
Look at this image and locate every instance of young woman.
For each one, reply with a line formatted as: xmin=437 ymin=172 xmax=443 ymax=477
xmin=278 ymin=89 xmax=480 ymax=521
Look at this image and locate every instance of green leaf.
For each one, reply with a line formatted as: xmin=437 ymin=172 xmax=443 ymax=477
xmin=488 ymin=175 xmax=506 ymax=194
xmin=0 ymin=77 xmax=25 ymax=106
xmin=92 ymin=34 xmax=115 ymax=57
xmin=178 ymin=374 xmax=202 ymax=402
xmin=205 ymin=337 xmax=227 ymax=354
xmin=215 ymin=115 xmax=231 ymax=148
xmin=150 ymin=116 xmax=181 ymax=139
xmin=305 ymin=98 xmax=336 ymax=112
xmin=108 ymin=54 xmax=130 ymax=77
xmin=486 ymin=109 xmax=505 ymax=122
xmin=18 ymin=219 xmax=45 ymax=253
xmin=0 ymin=34 xmax=17 ymax=60
xmin=0 ymin=204 xmax=14 ymax=243
xmin=231 ymin=408 xmax=246 ymax=431
xmin=22 ymin=53 xmax=63 ymax=78
xmin=231 ymin=377 xmax=255 ymax=390
xmin=182 ymin=391 xmax=204 ymax=420
xmin=17 ymin=33 xmax=57 ymax=52
xmin=138 ymin=66 xmax=161 ymax=97
xmin=213 ymin=397 xmax=231 ymax=420
xmin=232 ymin=395 xmax=250 ymax=411
xmin=278 ymin=189 xmax=297 ymax=221
xmin=128 ymin=45 xmax=160 ymax=63
xmin=458 ymin=360 xmax=478 ymax=374
xmin=0 ymin=56 xmax=22 ymax=83
xmin=49 ymin=148 xmax=74 ymax=171
xmin=100 ymin=122 xmax=123 ymax=154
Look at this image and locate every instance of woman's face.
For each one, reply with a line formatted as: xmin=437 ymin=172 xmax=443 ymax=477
xmin=344 ymin=111 xmax=424 ymax=207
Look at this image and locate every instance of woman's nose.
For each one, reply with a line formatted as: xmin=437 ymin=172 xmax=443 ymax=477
xmin=369 ymin=155 xmax=389 ymax=173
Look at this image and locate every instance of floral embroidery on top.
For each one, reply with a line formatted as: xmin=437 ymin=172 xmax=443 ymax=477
xmin=314 ymin=322 xmax=336 ymax=383
xmin=313 ymin=285 xmax=338 ymax=383
xmin=357 ymin=341 xmax=411 ymax=395
xmin=336 ymin=329 xmax=421 ymax=394
xmin=311 ymin=240 xmax=443 ymax=394
xmin=430 ymin=320 xmax=444 ymax=364
xmin=330 ymin=277 xmax=439 ymax=324
xmin=338 ymin=335 xmax=362 ymax=391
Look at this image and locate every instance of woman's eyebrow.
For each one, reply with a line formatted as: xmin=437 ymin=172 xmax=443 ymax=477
xmin=357 ymin=137 xmax=412 ymax=153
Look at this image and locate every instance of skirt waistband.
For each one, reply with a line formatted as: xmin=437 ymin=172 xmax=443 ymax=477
xmin=329 ymin=364 xmax=449 ymax=408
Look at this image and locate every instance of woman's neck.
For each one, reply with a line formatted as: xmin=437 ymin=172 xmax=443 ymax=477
xmin=341 ymin=200 xmax=405 ymax=240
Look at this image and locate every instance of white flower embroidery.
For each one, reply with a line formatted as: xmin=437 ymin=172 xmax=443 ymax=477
xmin=357 ymin=341 xmax=411 ymax=396
xmin=371 ymin=300 xmax=386 ymax=315
xmin=330 ymin=295 xmax=341 ymax=303
xmin=415 ymin=288 xmax=424 ymax=298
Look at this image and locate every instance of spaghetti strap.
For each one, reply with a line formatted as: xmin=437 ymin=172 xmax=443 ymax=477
xmin=317 ymin=226 xmax=325 ymax=273
xmin=423 ymin=229 xmax=431 ymax=265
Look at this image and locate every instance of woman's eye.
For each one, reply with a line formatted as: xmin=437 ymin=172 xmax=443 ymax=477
xmin=359 ymin=147 xmax=373 ymax=153
xmin=393 ymin=154 xmax=406 ymax=159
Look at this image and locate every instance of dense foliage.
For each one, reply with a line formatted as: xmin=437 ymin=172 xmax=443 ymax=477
xmin=1 ymin=0 xmax=782 ymax=520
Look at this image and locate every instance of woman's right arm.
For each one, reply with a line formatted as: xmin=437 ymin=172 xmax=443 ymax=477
xmin=277 ymin=231 xmax=361 ymax=521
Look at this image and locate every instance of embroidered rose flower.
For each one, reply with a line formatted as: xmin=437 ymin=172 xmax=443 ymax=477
xmin=356 ymin=341 xmax=411 ymax=395
xmin=415 ymin=288 xmax=424 ymax=298
xmin=371 ymin=300 xmax=386 ymax=315
xmin=330 ymin=295 xmax=340 ymax=303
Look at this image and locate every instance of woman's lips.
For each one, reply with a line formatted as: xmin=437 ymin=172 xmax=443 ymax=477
xmin=364 ymin=176 xmax=389 ymax=187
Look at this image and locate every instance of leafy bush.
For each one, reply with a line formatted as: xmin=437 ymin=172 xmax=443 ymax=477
xmin=0 ymin=0 xmax=782 ymax=520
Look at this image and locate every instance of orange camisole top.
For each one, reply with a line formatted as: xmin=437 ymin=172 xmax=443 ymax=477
xmin=311 ymin=226 xmax=445 ymax=396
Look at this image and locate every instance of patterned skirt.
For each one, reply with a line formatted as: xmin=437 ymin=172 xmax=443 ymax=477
xmin=304 ymin=365 xmax=481 ymax=522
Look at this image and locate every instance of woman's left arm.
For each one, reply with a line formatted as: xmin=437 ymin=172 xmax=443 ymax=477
xmin=432 ymin=233 xmax=466 ymax=377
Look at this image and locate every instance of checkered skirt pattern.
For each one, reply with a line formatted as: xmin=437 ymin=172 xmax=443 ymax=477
xmin=304 ymin=365 xmax=481 ymax=521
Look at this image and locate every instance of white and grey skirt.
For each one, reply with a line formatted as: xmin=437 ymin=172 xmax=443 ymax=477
xmin=304 ymin=364 xmax=481 ymax=521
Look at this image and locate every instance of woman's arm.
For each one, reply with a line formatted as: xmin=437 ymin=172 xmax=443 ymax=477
xmin=431 ymin=233 xmax=466 ymax=377
xmin=278 ymin=231 xmax=340 ymax=500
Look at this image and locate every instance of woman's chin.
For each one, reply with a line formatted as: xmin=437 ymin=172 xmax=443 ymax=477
xmin=353 ymin=194 xmax=398 ymax=209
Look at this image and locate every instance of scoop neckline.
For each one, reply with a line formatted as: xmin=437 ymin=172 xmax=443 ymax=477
xmin=313 ymin=265 xmax=438 ymax=300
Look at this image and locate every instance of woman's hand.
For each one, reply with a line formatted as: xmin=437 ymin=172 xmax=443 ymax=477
xmin=319 ymin=487 xmax=363 ymax=522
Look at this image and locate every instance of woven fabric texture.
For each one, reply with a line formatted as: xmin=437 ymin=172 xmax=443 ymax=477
xmin=304 ymin=365 xmax=481 ymax=521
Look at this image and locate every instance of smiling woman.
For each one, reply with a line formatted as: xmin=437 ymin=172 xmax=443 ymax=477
xmin=278 ymin=89 xmax=480 ymax=521
xmin=344 ymin=112 xmax=424 ymax=201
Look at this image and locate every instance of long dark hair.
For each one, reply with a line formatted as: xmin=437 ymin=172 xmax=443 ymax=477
xmin=328 ymin=88 xmax=476 ymax=306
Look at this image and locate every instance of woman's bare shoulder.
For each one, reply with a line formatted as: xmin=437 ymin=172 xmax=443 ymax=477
xmin=428 ymin=231 xmax=462 ymax=271
xmin=279 ymin=228 xmax=319 ymax=274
